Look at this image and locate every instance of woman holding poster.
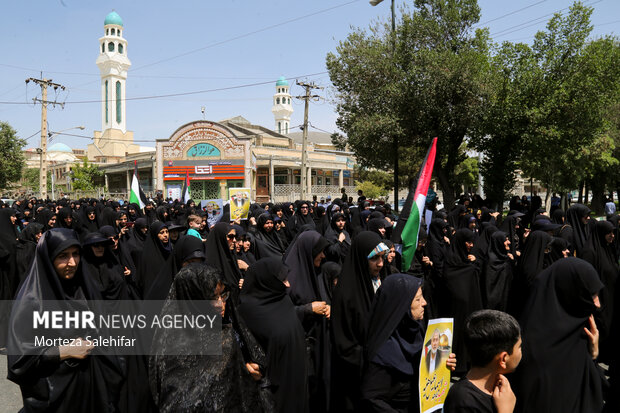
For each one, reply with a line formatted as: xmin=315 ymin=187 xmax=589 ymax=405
xmin=361 ymin=274 xmax=455 ymax=413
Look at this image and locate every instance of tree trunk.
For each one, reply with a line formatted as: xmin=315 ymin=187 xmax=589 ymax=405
xmin=578 ymin=181 xmax=584 ymax=204
xmin=434 ymin=164 xmax=456 ymax=210
xmin=545 ymin=189 xmax=552 ymax=212
xmin=591 ymin=175 xmax=606 ymax=215
xmin=560 ymin=192 xmax=567 ymax=211
xmin=584 ymin=181 xmax=589 ymax=204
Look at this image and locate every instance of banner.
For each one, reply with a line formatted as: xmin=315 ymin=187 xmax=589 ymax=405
xmin=419 ymin=317 xmax=453 ymax=413
xmin=229 ymin=188 xmax=251 ymax=220
xmin=200 ymin=199 xmax=224 ymax=228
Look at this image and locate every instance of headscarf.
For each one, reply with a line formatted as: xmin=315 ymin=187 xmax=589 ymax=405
xmin=365 ymin=274 xmax=424 ymax=376
xmin=284 ymin=231 xmax=330 ymax=305
xmin=565 ymin=204 xmax=592 ymax=257
xmin=253 ymin=213 xmax=285 ymax=259
xmin=483 ymin=231 xmax=513 ymax=311
xmin=204 ymin=222 xmax=242 ymax=289
xmin=138 ymin=221 xmax=176 ymax=300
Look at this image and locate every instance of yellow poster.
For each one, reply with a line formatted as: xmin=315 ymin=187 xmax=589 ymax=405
xmin=228 ymin=188 xmax=251 ymax=220
xmin=419 ymin=317 xmax=453 ymax=413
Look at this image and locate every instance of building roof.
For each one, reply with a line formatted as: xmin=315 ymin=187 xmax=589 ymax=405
xmin=104 ymin=11 xmax=123 ymax=27
xmin=287 ymin=131 xmax=334 ymax=145
xmin=48 ymin=143 xmax=73 ymax=153
xmin=276 ymin=76 xmax=289 ymax=86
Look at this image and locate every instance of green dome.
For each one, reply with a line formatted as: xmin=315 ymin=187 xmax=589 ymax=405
xmin=276 ymin=76 xmax=289 ymax=86
xmin=104 ymin=11 xmax=123 ymax=27
xmin=48 ymin=143 xmax=73 ymax=153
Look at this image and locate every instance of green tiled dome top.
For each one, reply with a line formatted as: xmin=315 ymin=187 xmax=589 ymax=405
xmin=104 ymin=11 xmax=123 ymax=27
xmin=276 ymin=76 xmax=289 ymax=86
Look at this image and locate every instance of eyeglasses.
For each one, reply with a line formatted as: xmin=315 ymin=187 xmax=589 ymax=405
xmin=227 ymin=234 xmax=236 ymax=240
xmin=214 ymin=291 xmax=230 ymax=302
xmin=300 ymin=206 xmax=308 ymax=209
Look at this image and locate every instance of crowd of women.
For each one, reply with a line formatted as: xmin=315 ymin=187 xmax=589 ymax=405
xmin=0 ymin=193 xmax=618 ymax=412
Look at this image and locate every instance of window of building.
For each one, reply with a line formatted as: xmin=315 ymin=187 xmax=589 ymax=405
xmin=105 ymin=81 xmax=109 ymax=124
xmin=278 ymin=122 xmax=281 ymax=134
xmin=274 ymin=168 xmax=289 ymax=185
xmin=276 ymin=97 xmax=280 ymax=104
xmin=111 ymin=28 xmax=116 ymax=35
xmin=115 ymin=81 xmax=122 ymax=123
xmin=317 ymin=177 xmax=323 ymax=185
xmin=101 ymin=43 xmax=105 ymax=53
xmin=118 ymin=43 xmax=124 ymax=54
xmin=108 ymin=42 xmax=115 ymax=52
xmin=106 ymin=29 xmax=109 ymax=35
xmin=326 ymin=177 xmax=332 ymax=185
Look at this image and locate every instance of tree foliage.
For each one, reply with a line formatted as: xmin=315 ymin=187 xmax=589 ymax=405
xmin=327 ymin=0 xmax=490 ymax=208
xmin=355 ymin=180 xmax=389 ymax=200
xmin=0 ymin=122 xmax=26 ymax=190
xmin=21 ymin=168 xmax=51 ymax=193
xmin=71 ymin=159 xmax=103 ymax=191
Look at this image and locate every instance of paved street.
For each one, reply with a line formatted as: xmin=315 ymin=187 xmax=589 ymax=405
xmin=0 ymin=355 xmax=23 ymax=412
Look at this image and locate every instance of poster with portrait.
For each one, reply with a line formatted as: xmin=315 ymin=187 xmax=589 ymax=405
xmin=228 ymin=188 xmax=251 ymax=220
xmin=419 ymin=318 xmax=454 ymax=413
xmin=200 ymin=199 xmax=223 ymax=228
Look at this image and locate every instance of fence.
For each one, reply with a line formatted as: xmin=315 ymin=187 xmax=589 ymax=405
xmin=272 ymin=185 xmax=357 ymax=202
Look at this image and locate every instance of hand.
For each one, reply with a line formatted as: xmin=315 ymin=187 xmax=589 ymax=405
xmin=338 ymin=232 xmax=346 ymax=243
xmin=311 ymin=301 xmax=328 ymax=316
xmin=120 ymin=226 xmax=129 ymax=235
xmin=491 ymin=212 xmax=500 ymax=218
xmin=324 ymin=305 xmax=331 ymax=320
xmin=507 ymin=253 xmax=514 ymax=260
xmin=467 ymin=254 xmax=476 ymax=262
xmin=233 ymin=218 xmax=241 ymax=225
xmin=584 ymin=314 xmax=599 ymax=360
xmin=493 ymin=374 xmax=516 ymax=413
xmin=444 ymin=236 xmax=450 ymax=244
xmin=237 ymin=259 xmax=249 ymax=271
xmin=238 ymin=278 xmax=245 ymax=289
xmin=245 ymin=362 xmax=262 ymax=381
xmin=445 ymin=353 xmax=457 ymax=371
xmin=248 ymin=217 xmax=256 ymax=226
xmin=515 ymin=251 xmax=521 ymax=257
xmin=523 ymin=229 xmax=530 ymax=239
xmin=422 ymin=256 xmax=433 ymax=266
xmin=123 ymin=267 xmax=131 ymax=276
xmin=59 ymin=338 xmax=94 ymax=360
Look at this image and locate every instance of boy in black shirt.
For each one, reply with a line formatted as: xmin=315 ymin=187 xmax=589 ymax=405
xmin=443 ymin=310 xmax=522 ymax=413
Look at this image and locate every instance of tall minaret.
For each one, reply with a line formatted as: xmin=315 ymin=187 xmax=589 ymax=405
xmin=89 ymin=11 xmax=139 ymax=163
xmin=271 ymin=76 xmax=293 ymax=134
xmin=96 ymin=11 xmax=131 ymax=133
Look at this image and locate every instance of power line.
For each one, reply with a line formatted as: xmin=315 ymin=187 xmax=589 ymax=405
xmin=131 ymin=0 xmax=361 ymax=72
xmin=491 ymin=0 xmax=603 ymax=38
xmin=0 ymin=71 xmax=328 ymax=105
xmin=475 ymin=0 xmax=547 ymax=27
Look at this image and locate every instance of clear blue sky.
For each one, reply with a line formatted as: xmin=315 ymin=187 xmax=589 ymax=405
xmin=0 ymin=0 xmax=618 ymax=150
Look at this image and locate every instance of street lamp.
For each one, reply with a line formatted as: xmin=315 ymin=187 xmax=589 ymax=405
xmin=45 ymin=126 xmax=85 ymax=199
xmin=370 ymin=0 xmax=399 ymax=212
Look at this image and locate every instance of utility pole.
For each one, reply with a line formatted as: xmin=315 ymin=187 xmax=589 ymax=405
xmin=26 ymin=76 xmax=65 ymax=200
xmin=295 ymin=81 xmax=322 ymax=200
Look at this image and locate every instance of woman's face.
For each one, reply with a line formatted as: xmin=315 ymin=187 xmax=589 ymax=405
xmin=465 ymin=240 xmax=474 ymax=252
xmin=213 ymin=282 xmax=228 ymax=318
xmin=91 ymin=244 xmax=105 ymax=258
xmin=410 ymin=287 xmax=426 ymax=320
xmin=88 ymin=211 xmax=96 ymax=221
xmin=64 ymin=216 xmax=73 ymax=226
xmin=117 ymin=214 xmax=128 ymax=227
xmin=313 ymin=250 xmax=325 ymax=268
xmin=10 ymin=215 xmax=17 ymax=225
xmin=300 ymin=204 xmax=309 ymax=215
xmin=158 ymin=227 xmax=169 ymax=244
xmin=368 ymin=252 xmax=385 ymax=277
xmin=387 ymin=247 xmax=396 ymax=263
xmin=604 ymin=231 xmax=614 ymax=244
xmin=53 ymin=246 xmax=80 ymax=280
xmin=335 ymin=218 xmax=346 ymax=230
xmin=235 ymin=239 xmax=243 ymax=253
xmin=263 ymin=220 xmax=274 ymax=233
xmin=48 ymin=216 xmax=57 ymax=227
xmin=243 ymin=240 xmax=251 ymax=252
xmin=34 ymin=231 xmax=43 ymax=242
xmin=226 ymin=230 xmax=236 ymax=250
xmin=377 ymin=227 xmax=386 ymax=237
xmin=503 ymin=237 xmax=511 ymax=251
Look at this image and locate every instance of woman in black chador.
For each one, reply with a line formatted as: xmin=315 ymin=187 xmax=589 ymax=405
xmin=482 ymin=231 xmax=514 ymax=311
xmin=7 ymin=228 xmax=124 ymax=412
xmin=253 ymin=213 xmax=286 ymax=260
xmin=150 ymin=263 xmax=271 ymax=413
xmin=284 ymin=230 xmax=332 ymax=412
xmin=239 ymin=258 xmax=308 ymax=413
xmin=331 ymin=231 xmax=385 ymax=412
xmin=137 ymin=221 xmax=176 ymax=300
xmin=512 ymin=258 xmax=605 ymax=413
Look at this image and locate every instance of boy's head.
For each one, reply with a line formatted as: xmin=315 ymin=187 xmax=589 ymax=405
xmin=187 ymin=214 xmax=202 ymax=229
xmin=464 ymin=310 xmax=522 ymax=373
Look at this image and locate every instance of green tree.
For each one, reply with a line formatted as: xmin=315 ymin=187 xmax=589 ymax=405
xmin=71 ymin=159 xmax=103 ymax=191
xmin=454 ymin=155 xmax=479 ymax=194
xmin=21 ymin=168 xmax=51 ymax=193
xmin=355 ymin=180 xmax=389 ymax=200
xmin=0 ymin=122 xmax=26 ymax=190
xmin=327 ymin=0 xmax=490 ymax=208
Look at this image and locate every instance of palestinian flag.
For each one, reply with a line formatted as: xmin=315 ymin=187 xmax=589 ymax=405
xmin=129 ymin=160 xmax=147 ymax=209
xmin=181 ymin=170 xmax=191 ymax=203
xmin=391 ymin=137 xmax=438 ymax=272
